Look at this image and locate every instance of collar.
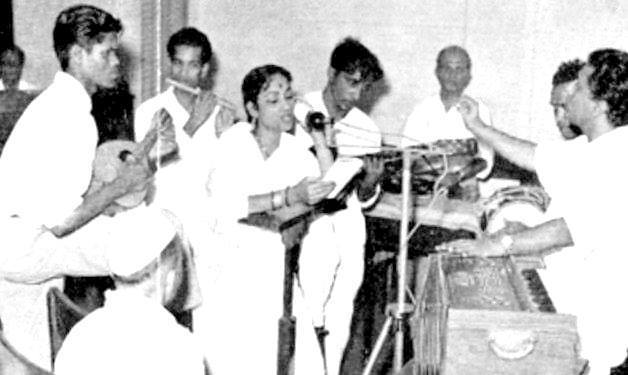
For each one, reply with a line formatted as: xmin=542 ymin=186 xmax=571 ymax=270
xmin=53 ymin=71 xmax=93 ymax=112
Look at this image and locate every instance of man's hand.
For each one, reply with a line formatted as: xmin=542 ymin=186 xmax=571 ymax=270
xmin=456 ymin=95 xmax=481 ymax=128
xmin=357 ymin=154 xmax=384 ymax=201
xmin=150 ymin=109 xmax=178 ymax=158
xmin=215 ymin=104 xmax=236 ymax=138
xmin=436 ymin=234 xmax=505 ymax=257
xmin=184 ymin=92 xmax=237 ymax=137
xmin=289 ymin=176 xmax=336 ymax=205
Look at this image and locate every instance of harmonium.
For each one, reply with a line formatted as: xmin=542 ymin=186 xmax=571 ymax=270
xmin=410 ymin=253 xmax=584 ymax=375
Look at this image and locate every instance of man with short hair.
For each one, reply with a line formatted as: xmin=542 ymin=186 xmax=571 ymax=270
xmin=0 ymin=44 xmax=36 ymax=91
xmin=54 ymin=236 xmax=206 ymax=375
xmin=401 ymin=45 xmax=494 ymax=191
xmin=0 ymin=5 xmax=180 ymax=369
xmin=293 ymin=36 xmax=384 ymax=375
xmin=134 ymin=27 xmax=234 ymax=274
xmin=443 ymin=48 xmax=628 ymax=374
xmin=550 ymin=59 xmax=585 ymax=139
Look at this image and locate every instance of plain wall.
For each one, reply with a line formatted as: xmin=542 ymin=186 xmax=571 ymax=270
xmin=13 ymin=0 xmax=628 ymax=144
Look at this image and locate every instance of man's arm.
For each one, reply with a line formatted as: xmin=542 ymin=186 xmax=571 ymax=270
xmin=441 ymin=218 xmax=574 ymax=257
xmin=50 ymin=161 xmax=151 ymax=237
xmin=458 ymin=96 xmax=537 ymax=172
xmin=183 ymin=91 xmax=235 ymax=138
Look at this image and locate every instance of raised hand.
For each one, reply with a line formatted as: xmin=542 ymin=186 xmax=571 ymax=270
xmin=214 ymin=103 xmax=236 ymax=138
xmin=456 ymin=95 xmax=480 ymax=127
xmin=290 ymin=176 xmax=336 ymax=205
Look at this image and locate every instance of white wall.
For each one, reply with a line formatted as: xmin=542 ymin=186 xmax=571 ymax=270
xmin=188 ymin=0 xmax=628 ymax=143
xmin=13 ymin=0 xmax=143 ymax=102
xmin=13 ymin=0 xmax=628 ymax=144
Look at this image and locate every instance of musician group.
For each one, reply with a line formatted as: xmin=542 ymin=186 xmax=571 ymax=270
xmin=0 ymin=4 xmax=627 ymax=375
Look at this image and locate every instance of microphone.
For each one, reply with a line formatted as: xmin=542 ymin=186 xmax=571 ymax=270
xmin=436 ymin=158 xmax=487 ymax=189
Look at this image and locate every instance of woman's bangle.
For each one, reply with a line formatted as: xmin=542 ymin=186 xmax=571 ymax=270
xmin=271 ymin=190 xmax=284 ymax=210
xmin=270 ymin=191 xmax=276 ymax=210
xmin=284 ymin=186 xmax=291 ymax=207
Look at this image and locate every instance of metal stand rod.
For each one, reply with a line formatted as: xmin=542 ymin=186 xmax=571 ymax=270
xmin=361 ymin=315 xmax=393 ymax=375
xmin=394 ymin=149 xmax=412 ymax=373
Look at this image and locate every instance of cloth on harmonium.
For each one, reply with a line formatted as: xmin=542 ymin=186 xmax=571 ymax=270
xmin=409 ymin=253 xmax=585 ymax=375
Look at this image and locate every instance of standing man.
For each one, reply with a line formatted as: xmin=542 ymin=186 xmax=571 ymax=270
xmin=550 ymin=59 xmax=585 ymax=140
xmin=134 ymin=27 xmax=234 ymax=264
xmin=294 ymin=36 xmax=384 ymax=375
xmin=443 ymin=48 xmax=628 ymax=375
xmin=0 ymin=44 xmax=36 ymax=91
xmin=0 ymin=5 xmax=179 ymax=370
xmin=401 ymin=45 xmax=494 ymax=191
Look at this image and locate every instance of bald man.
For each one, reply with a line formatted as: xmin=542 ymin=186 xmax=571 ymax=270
xmin=401 ymin=45 xmax=494 ymax=193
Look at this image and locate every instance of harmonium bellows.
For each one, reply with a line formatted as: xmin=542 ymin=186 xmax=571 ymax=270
xmin=410 ymin=254 xmax=584 ymax=375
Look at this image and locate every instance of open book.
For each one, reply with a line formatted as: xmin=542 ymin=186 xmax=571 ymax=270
xmin=323 ymin=157 xmax=364 ymax=199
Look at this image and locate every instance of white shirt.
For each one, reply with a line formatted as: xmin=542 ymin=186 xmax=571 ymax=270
xmin=0 ymin=79 xmax=36 ymax=91
xmin=0 ymin=72 xmax=178 ymax=371
xmin=197 ymin=122 xmax=325 ymax=375
xmin=0 ymin=71 xmax=96 ymax=228
xmin=401 ymin=94 xmax=494 ymax=179
xmin=535 ymin=127 xmax=628 ymax=374
xmin=134 ymin=86 xmax=220 ymax=214
xmin=54 ymin=289 xmax=206 ymax=375
xmin=294 ymin=90 xmax=382 ymax=210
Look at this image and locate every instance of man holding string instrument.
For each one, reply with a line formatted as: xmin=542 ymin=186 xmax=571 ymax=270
xmin=0 ymin=5 xmax=184 ymax=370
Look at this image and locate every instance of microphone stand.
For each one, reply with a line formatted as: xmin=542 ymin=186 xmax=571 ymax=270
xmin=362 ymin=148 xmax=415 ymax=375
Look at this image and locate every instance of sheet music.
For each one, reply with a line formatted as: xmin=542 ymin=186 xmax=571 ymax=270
xmin=323 ymin=157 xmax=364 ymax=198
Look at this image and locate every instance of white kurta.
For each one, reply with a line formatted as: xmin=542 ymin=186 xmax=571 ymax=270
xmin=535 ymin=127 xmax=628 ymax=374
xmin=401 ymin=94 xmax=494 ymax=180
xmin=134 ymin=86 xmax=221 ymax=249
xmin=54 ymin=289 xmax=206 ymax=375
xmin=294 ymin=91 xmax=382 ymax=375
xmin=196 ymin=122 xmax=325 ymax=375
xmin=0 ymin=72 xmax=176 ymax=370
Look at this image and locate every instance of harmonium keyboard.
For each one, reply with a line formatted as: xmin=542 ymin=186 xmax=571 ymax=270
xmin=410 ymin=253 xmax=584 ymax=375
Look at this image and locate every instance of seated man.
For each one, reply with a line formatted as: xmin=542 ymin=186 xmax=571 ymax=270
xmin=443 ymin=48 xmax=628 ymax=375
xmin=0 ymin=5 xmax=180 ymax=370
xmin=401 ymin=45 xmax=494 ymax=198
xmin=53 ymin=236 xmax=206 ymax=375
xmin=0 ymin=44 xmax=36 ymax=91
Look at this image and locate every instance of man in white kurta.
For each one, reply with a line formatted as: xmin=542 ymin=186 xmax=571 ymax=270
xmin=135 ymin=84 xmax=221 ymax=242
xmin=443 ymin=49 xmax=628 ymax=374
xmin=293 ymin=48 xmax=384 ymax=375
xmin=197 ymin=122 xmax=326 ymax=375
xmin=54 ymin=227 xmax=206 ymax=375
xmin=0 ymin=7 xmax=177 ymax=370
xmin=535 ymin=127 xmax=628 ymax=374
xmin=54 ymin=288 xmax=206 ymax=375
xmin=401 ymin=46 xmax=494 ymax=184
xmin=294 ymin=91 xmax=381 ymax=357
xmin=0 ymin=71 xmax=176 ymax=371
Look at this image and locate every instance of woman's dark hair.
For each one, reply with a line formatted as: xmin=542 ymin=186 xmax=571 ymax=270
xmin=53 ymin=4 xmax=122 ymax=71
xmin=241 ymin=64 xmax=292 ymax=122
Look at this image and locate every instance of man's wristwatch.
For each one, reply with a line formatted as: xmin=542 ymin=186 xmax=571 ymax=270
xmin=499 ymin=234 xmax=514 ymax=254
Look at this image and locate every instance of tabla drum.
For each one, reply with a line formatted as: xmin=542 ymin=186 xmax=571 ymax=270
xmin=480 ymin=186 xmax=551 ymax=234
